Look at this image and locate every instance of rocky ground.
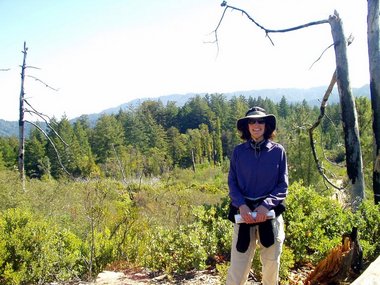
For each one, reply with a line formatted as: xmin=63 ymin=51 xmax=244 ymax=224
xmin=93 ymin=269 xmax=222 ymax=285
xmin=53 ymin=266 xmax=311 ymax=285
xmin=54 ymin=269 xmax=224 ymax=285
xmin=51 ymin=256 xmax=379 ymax=285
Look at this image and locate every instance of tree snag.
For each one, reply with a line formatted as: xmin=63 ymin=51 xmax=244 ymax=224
xmin=17 ymin=42 xmax=70 ymax=188
xmin=18 ymin=42 xmax=27 ymax=190
xmin=367 ymin=0 xmax=380 ymax=204
xmin=329 ymin=12 xmax=365 ymax=208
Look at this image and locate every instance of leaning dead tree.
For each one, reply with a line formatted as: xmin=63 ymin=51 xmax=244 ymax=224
xmin=213 ymin=2 xmax=365 ymax=208
xmin=367 ymin=0 xmax=380 ymax=205
xmin=18 ymin=42 xmax=70 ymax=190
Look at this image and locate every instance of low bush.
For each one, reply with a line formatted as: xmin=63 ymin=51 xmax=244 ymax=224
xmin=0 ymin=208 xmax=83 ymax=284
xmin=284 ymin=181 xmax=354 ymax=264
xmin=1 ymin=168 xmax=380 ymax=283
xmin=353 ymin=201 xmax=380 ymax=260
xmin=143 ymin=224 xmax=209 ymax=274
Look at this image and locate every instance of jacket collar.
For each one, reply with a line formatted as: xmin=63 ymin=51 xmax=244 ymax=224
xmin=243 ymin=139 xmax=273 ymax=150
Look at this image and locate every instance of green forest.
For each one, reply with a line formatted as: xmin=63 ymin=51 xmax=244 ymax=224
xmin=0 ymin=94 xmax=379 ymax=284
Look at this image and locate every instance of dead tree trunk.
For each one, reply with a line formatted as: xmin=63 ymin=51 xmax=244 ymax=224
xmin=367 ymin=0 xmax=380 ymax=205
xmin=18 ymin=42 xmax=27 ymax=190
xmin=191 ymin=148 xmax=196 ymax=172
xmin=329 ymin=13 xmax=365 ymax=209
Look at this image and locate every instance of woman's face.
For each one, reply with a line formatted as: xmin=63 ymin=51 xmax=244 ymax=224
xmin=247 ymin=118 xmax=265 ymax=142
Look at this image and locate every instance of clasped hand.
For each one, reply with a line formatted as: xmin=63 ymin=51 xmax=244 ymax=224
xmin=239 ymin=204 xmax=268 ymax=224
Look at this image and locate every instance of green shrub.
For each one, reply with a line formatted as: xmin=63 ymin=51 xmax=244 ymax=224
xmin=0 ymin=208 xmax=83 ymax=284
xmin=353 ymin=201 xmax=380 ymax=261
xmin=284 ymin=181 xmax=353 ymax=264
xmin=134 ymin=201 xmax=232 ymax=275
xmin=80 ymin=228 xmax=116 ymax=278
xmin=216 ymin=262 xmax=229 ymax=284
xmin=191 ymin=201 xmax=232 ymax=258
xmin=0 ymin=171 xmax=23 ymax=212
xmin=142 ymin=224 xmax=208 ymax=274
xmin=279 ymin=245 xmax=295 ymax=282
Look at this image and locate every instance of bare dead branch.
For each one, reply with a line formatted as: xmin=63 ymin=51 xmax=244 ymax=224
xmin=0 ymin=68 xmax=11 ymax=71
xmin=25 ymin=65 xmax=41 ymax=70
xmin=25 ymin=120 xmax=72 ymax=177
xmin=24 ymin=99 xmax=53 ymax=121
xmin=23 ymin=99 xmax=67 ymax=147
xmin=28 ymin=114 xmax=69 ymax=148
xmin=211 ymin=2 xmax=329 ymax=48
xmin=310 ymin=34 xmax=354 ymax=70
xmin=206 ymin=2 xmax=230 ymax=55
xmin=27 ymin=75 xmax=59 ymax=91
xmin=308 ymin=70 xmax=346 ymax=190
xmin=309 ymin=43 xmax=334 ymax=70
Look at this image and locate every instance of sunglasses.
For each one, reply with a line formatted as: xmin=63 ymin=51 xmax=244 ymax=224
xmin=248 ymin=119 xmax=265 ymax=125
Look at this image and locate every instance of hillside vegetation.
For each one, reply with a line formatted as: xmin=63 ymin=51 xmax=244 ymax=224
xmin=0 ymin=94 xmax=379 ymax=284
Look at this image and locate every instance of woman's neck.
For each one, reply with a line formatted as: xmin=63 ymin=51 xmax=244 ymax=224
xmin=251 ymin=137 xmax=264 ymax=143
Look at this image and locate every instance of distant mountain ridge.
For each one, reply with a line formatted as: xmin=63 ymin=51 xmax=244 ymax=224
xmin=99 ymin=85 xmax=370 ymax=114
xmin=0 ymin=85 xmax=370 ymax=137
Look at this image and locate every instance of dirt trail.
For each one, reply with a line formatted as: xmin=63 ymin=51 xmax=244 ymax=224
xmin=94 ymin=271 xmax=149 ymax=284
xmin=71 ymin=269 xmax=224 ymax=285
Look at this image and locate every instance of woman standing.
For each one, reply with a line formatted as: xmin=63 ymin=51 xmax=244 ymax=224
xmin=226 ymin=106 xmax=288 ymax=285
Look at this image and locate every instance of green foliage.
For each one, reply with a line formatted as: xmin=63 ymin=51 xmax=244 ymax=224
xmin=143 ymin=224 xmax=208 ymax=274
xmin=25 ymin=127 xmax=48 ymax=178
xmin=355 ymin=97 xmax=375 ymax=192
xmin=179 ymin=95 xmax=215 ymax=133
xmin=0 ymin=137 xmax=18 ymax=169
xmin=353 ymin=201 xmax=380 ymax=260
xmin=283 ymin=103 xmax=322 ymax=185
xmin=72 ymin=120 xmax=99 ymax=177
xmin=215 ymin=262 xmax=229 ymax=284
xmin=0 ymin=151 xmax=5 ymax=170
xmin=0 ymin=171 xmax=23 ymax=211
xmin=279 ymin=246 xmax=295 ymax=281
xmin=213 ymin=117 xmax=224 ymax=164
xmin=167 ymin=127 xmax=190 ymax=167
xmin=90 ymin=114 xmax=125 ymax=165
xmin=284 ymin=181 xmax=353 ymax=264
xmin=143 ymin=147 xmax=172 ymax=176
xmin=191 ymin=201 xmax=232 ymax=259
xmin=80 ymin=228 xmax=115 ymax=277
xmin=136 ymin=199 xmax=232 ymax=275
xmin=0 ymin=166 xmax=380 ymax=283
xmin=278 ymin=96 xmax=290 ymax=119
xmin=0 ymin=208 xmax=83 ymax=284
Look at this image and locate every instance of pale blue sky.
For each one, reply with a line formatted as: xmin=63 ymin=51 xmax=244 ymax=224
xmin=0 ymin=0 xmax=369 ymax=121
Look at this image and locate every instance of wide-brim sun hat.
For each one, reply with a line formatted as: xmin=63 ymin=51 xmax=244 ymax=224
xmin=237 ymin=106 xmax=276 ymax=132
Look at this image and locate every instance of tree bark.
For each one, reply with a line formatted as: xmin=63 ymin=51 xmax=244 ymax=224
xmin=329 ymin=13 xmax=365 ymax=209
xmin=191 ymin=148 xmax=196 ymax=172
xmin=18 ymin=42 xmax=27 ymax=190
xmin=367 ymin=0 xmax=380 ymax=205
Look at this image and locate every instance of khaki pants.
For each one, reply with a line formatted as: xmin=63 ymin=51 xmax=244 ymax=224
xmin=226 ymin=215 xmax=285 ymax=285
